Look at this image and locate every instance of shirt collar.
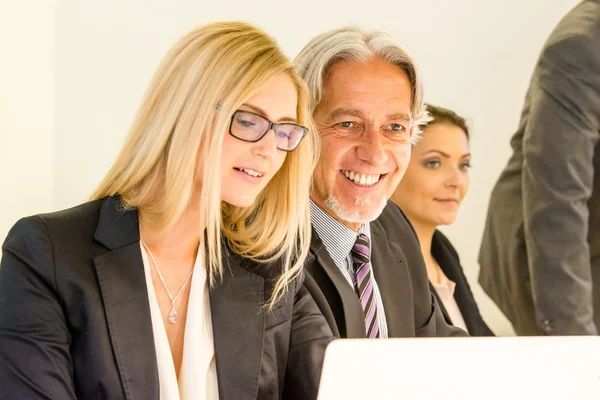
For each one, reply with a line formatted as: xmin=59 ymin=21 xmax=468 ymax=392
xmin=310 ymin=200 xmax=371 ymax=267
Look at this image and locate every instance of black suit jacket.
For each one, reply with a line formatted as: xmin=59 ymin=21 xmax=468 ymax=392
xmin=431 ymin=230 xmax=494 ymax=337
xmin=0 ymin=196 xmax=332 ymax=400
xmin=303 ymin=201 xmax=467 ymax=338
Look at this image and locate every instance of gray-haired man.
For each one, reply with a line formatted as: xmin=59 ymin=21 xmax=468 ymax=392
xmin=295 ymin=27 xmax=467 ymax=338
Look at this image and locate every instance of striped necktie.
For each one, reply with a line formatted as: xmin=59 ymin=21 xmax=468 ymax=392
xmin=351 ymin=233 xmax=380 ymax=338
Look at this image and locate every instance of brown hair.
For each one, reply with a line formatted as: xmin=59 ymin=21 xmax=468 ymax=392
xmin=425 ymin=103 xmax=469 ymax=139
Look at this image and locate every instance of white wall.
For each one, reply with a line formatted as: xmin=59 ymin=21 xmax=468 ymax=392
xmin=0 ymin=0 xmax=56 ymax=248
xmin=423 ymin=1 xmax=578 ymax=337
xmin=4 ymin=0 xmax=582 ymax=334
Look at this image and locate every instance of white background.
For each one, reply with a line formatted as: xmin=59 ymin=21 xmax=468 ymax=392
xmin=0 ymin=0 xmax=583 ymax=335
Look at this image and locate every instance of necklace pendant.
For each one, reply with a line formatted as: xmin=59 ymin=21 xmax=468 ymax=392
xmin=168 ymin=306 xmax=178 ymax=324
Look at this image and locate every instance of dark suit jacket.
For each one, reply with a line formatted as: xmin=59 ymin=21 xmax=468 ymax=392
xmin=479 ymin=0 xmax=600 ymax=335
xmin=303 ymin=201 xmax=467 ymax=338
xmin=431 ymin=230 xmax=494 ymax=337
xmin=0 ymin=196 xmax=332 ymax=400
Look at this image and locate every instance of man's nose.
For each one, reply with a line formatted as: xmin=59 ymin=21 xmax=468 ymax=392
xmin=356 ymin=127 xmax=387 ymax=166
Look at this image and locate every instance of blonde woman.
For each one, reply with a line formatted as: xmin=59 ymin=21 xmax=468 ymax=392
xmin=0 ymin=22 xmax=332 ymax=399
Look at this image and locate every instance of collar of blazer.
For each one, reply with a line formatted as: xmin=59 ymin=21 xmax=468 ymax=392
xmin=92 ymin=196 xmax=265 ymax=400
xmin=309 ymin=229 xmax=366 ymax=338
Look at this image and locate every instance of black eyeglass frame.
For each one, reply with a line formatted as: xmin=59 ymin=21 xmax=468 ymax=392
xmin=228 ymin=110 xmax=309 ymax=152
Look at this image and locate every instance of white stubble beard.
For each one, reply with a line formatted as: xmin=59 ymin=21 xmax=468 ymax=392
xmin=324 ymin=194 xmax=387 ymax=224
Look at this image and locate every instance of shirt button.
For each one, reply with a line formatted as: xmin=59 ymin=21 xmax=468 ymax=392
xmin=541 ymin=320 xmax=554 ymax=335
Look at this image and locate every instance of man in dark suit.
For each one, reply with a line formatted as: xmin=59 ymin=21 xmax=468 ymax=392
xmin=294 ymin=27 xmax=467 ymax=338
xmin=479 ymin=0 xmax=600 ymax=336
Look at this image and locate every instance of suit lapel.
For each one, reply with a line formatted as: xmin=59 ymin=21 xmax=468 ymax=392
xmin=432 ymin=231 xmax=481 ymax=335
xmin=370 ymin=219 xmax=414 ymax=337
xmin=309 ymin=232 xmax=366 ymax=338
xmin=430 ymin=235 xmax=455 ymax=326
xmin=209 ymin=252 xmax=264 ymax=400
xmin=93 ymin=197 xmax=159 ymax=400
xmin=432 ymin=232 xmax=462 ymax=284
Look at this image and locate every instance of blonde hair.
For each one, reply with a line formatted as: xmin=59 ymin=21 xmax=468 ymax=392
xmin=294 ymin=26 xmax=431 ymax=144
xmin=91 ymin=21 xmax=317 ymax=307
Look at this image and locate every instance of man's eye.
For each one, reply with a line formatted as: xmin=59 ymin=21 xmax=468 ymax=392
xmin=338 ymin=121 xmax=356 ymax=129
xmin=388 ymin=123 xmax=405 ymax=132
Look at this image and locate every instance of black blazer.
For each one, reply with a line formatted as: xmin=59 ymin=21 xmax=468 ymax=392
xmin=303 ymin=201 xmax=468 ymax=338
xmin=431 ymin=230 xmax=494 ymax=337
xmin=0 ymin=196 xmax=333 ymax=400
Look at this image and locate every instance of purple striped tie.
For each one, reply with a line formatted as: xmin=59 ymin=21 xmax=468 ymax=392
xmin=351 ymin=233 xmax=380 ymax=338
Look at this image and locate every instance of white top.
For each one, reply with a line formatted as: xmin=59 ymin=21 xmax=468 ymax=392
xmin=431 ymin=270 xmax=468 ymax=334
xmin=140 ymin=243 xmax=219 ymax=400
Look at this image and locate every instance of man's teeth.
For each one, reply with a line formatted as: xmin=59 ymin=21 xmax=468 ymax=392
xmin=342 ymin=170 xmax=381 ymax=186
xmin=239 ymin=168 xmax=263 ymax=177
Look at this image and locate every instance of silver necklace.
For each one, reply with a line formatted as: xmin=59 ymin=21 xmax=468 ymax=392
xmin=140 ymin=239 xmax=194 ymax=324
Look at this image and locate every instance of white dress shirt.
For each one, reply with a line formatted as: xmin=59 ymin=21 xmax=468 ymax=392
xmin=432 ymin=269 xmax=469 ymax=333
xmin=140 ymin=243 xmax=219 ymax=400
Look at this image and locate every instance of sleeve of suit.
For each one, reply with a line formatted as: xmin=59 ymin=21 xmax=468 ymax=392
xmin=0 ymin=217 xmax=77 ymax=400
xmin=413 ymin=281 xmax=468 ymax=337
xmin=282 ymin=273 xmax=334 ymax=400
xmin=522 ymin=35 xmax=600 ymax=335
xmin=430 ymin=293 xmax=469 ymax=337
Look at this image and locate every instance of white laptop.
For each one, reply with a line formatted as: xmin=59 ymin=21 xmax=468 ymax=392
xmin=317 ymin=337 xmax=600 ymax=400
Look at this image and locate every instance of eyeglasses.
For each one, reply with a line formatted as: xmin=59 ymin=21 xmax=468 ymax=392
xmin=228 ymin=110 xmax=308 ymax=152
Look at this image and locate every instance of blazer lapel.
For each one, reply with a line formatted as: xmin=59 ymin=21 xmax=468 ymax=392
xmin=209 ymin=252 xmax=264 ymax=400
xmin=309 ymin=232 xmax=366 ymax=338
xmin=432 ymin=232 xmax=462 ymax=285
xmin=370 ymin=219 xmax=414 ymax=337
xmin=93 ymin=197 xmax=159 ymax=400
xmin=432 ymin=231 xmax=488 ymax=335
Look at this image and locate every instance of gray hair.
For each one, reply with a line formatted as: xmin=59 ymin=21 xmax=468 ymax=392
xmin=294 ymin=26 xmax=431 ymax=143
